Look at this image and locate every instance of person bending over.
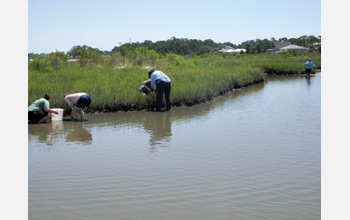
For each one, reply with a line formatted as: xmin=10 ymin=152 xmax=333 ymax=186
xmin=64 ymin=93 xmax=91 ymax=121
xmin=145 ymin=69 xmax=171 ymax=112
xmin=28 ymin=93 xmax=59 ymax=123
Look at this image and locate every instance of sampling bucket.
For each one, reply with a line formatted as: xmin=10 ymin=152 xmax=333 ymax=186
xmin=51 ymin=108 xmax=64 ymax=121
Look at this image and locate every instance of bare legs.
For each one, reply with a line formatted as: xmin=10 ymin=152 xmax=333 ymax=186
xmin=71 ymin=107 xmax=85 ymax=121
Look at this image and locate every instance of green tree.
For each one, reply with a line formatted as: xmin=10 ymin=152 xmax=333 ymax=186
xmin=133 ymin=47 xmax=149 ymax=66
xmin=148 ymin=50 xmax=159 ymax=67
xmin=49 ymin=51 xmax=68 ymax=69
xmin=76 ymin=47 xmax=102 ymax=67
xmin=118 ymin=46 xmax=131 ymax=66
xmin=166 ymin=53 xmax=179 ymax=64
xmin=30 ymin=56 xmax=53 ymax=72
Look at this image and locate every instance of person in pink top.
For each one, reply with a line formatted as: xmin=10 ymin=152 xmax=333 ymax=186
xmin=64 ymin=93 xmax=91 ymax=121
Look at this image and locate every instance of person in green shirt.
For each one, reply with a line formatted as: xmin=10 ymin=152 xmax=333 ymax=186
xmin=28 ymin=93 xmax=59 ymax=123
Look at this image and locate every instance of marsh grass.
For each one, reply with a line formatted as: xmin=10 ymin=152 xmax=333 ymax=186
xmin=28 ymin=53 xmax=320 ymax=112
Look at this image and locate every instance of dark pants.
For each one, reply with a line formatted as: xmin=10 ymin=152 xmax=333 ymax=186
xmin=28 ymin=111 xmax=48 ymax=122
xmin=156 ymin=81 xmax=171 ymax=111
xmin=76 ymin=94 xmax=91 ymax=108
xmin=305 ymin=68 xmax=312 ymax=75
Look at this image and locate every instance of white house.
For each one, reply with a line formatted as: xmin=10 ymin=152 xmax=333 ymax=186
xmin=218 ymin=46 xmax=246 ymax=54
xmin=266 ymin=41 xmax=292 ymax=54
xmin=234 ymin=48 xmax=247 ymax=53
xmin=279 ymin=45 xmax=309 ymax=53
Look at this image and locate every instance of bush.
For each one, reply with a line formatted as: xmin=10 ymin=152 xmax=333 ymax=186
xmin=29 ymin=56 xmax=53 ymax=72
xmin=49 ymin=52 xmax=68 ymax=69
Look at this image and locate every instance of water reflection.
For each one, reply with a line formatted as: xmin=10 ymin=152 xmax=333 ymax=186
xmin=29 ymin=74 xmax=321 ymax=220
xmin=305 ymin=75 xmax=312 ymax=88
xmin=142 ymin=112 xmax=172 ymax=151
xmin=28 ymin=121 xmax=64 ymax=146
xmin=28 ymin=120 xmax=92 ymax=146
xmin=66 ymin=122 xmax=92 ymax=146
xmin=28 ymin=81 xmax=266 ymax=149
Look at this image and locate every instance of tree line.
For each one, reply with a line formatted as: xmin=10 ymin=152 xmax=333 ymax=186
xmin=28 ymin=35 xmax=321 ymax=71
xmin=29 ymin=35 xmax=321 ymax=59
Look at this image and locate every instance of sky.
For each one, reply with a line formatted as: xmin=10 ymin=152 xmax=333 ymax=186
xmin=28 ymin=0 xmax=321 ymax=53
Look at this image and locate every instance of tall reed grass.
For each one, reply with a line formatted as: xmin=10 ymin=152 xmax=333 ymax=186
xmin=28 ymin=53 xmax=320 ymax=112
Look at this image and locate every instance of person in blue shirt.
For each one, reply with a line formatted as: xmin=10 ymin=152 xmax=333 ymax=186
xmin=143 ymin=69 xmax=171 ymax=112
xmin=304 ymin=58 xmax=314 ymax=76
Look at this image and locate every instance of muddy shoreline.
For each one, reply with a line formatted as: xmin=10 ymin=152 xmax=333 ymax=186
xmin=78 ymin=78 xmax=266 ymax=115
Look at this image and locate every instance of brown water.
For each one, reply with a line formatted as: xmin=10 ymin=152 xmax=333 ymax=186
xmin=29 ymin=74 xmax=321 ymax=220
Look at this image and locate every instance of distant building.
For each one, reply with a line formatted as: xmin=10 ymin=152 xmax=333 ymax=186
xmin=68 ymin=59 xmax=79 ymax=62
xmin=279 ymin=45 xmax=309 ymax=53
xmin=68 ymin=59 xmax=79 ymax=67
xmin=311 ymin=42 xmax=321 ymax=51
xmin=266 ymin=41 xmax=292 ymax=54
xmin=234 ymin=48 xmax=247 ymax=53
xmin=218 ymin=46 xmax=246 ymax=54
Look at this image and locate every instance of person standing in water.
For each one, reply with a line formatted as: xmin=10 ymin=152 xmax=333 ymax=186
xmin=64 ymin=93 xmax=91 ymax=121
xmin=143 ymin=69 xmax=171 ymax=112
xmin=28 ymin=93 xmax=59 ymax=123
xmin=304 ymin=58 xmax=314 ymax=76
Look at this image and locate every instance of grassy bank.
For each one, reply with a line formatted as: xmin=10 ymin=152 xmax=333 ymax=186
xmin=28 ymin=53 xmax=320 ymax=113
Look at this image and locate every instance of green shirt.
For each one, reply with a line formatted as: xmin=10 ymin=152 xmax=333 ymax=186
xmin=28 ymin=98 xmax=49 ymax=112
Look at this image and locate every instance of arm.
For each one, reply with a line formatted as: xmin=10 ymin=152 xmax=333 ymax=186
xmin=64 ymin=96 xmax=75 ymax=107
xmin=150 ymin=74 xmax=157 ymax=90
xmin=143 ymin=80 xmax=154 ymax=93
xmin=44 ymin=107 xmax=59 ymax=114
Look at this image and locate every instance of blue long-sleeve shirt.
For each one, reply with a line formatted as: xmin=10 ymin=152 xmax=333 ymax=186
xmin=150 ymin=71 xmax=171 ymax=90
xmin=306 ymin=61 xmax=314 ymax=69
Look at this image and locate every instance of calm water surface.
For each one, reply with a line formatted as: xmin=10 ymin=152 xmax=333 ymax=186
xmin=29 ymin=74 xmax=321 ymax=220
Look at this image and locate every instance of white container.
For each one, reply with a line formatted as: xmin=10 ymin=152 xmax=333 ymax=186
xmin=51 ymin=108 xmax=64 ymax=121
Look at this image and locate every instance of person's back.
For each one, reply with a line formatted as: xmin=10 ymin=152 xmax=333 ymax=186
xmin=28 ymin=93 xmax=58 ymax=123
xmin=150 ymin=71 xmax=171 ymax=89
xmin=64 ymin=92 xmax=91 ymax=121
xmin=28 ymin=98 xmax=49 ymax=112
xmin=148 ymin=69 xmax=172 ymax=112
xmin=64 ymin=93 xmax=87 ymax=107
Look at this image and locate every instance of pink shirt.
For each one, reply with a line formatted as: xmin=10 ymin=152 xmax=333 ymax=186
xmin=64 ymin=93 xmax=86 ymax=107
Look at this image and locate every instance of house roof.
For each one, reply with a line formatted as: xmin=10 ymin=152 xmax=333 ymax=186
xmin=273 ymin=41 xmax=291 ymax=49
xmin=280 ymin=45 xmax=308 ymax=50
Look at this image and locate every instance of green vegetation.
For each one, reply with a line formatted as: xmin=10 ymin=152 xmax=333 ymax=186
xmin=109 ymin=35 xmax=321 ymax=56
xmin=28 ymin=35 xmax=320 ymax=59
xmin=28 ymin=48 xmax=321 ymax=113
